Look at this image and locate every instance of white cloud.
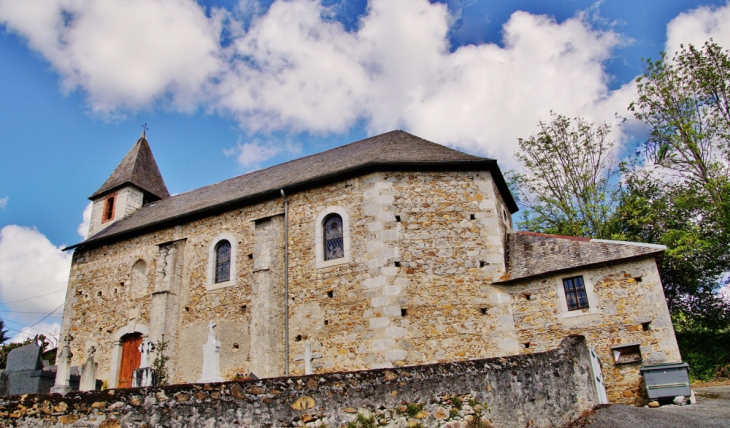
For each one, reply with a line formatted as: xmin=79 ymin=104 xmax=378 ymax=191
xmin=7 ymin=321 xmax=61 ymax=346
xmin=0 ymin=0 xmax=644 ymax=164
xmin=0 ymin=225 xmax=71 ymax=334
xmin=77 ymin=202 xmax=92 ymax=239
xmin=0 ymin=196 xmax=7 ymax=209
xmin=216 ymin=0 xmax=632 ymax=163
xmin=666 ymin=2 xmax=730 ymax=56
xmin=225 ymin=138 xmax=302 ymax=170
xmin=0 ymin=0 xmax=223 ymax=113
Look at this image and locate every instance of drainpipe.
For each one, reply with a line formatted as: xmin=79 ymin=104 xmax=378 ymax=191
xmin=280 ymin=189 xmax=290 ymax=376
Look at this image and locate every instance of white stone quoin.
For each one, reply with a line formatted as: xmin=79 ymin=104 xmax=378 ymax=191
xmin=51 ymin=334 xmax=74 ymax=395
xmin=197 ymin=321 xmax=224 ymax=383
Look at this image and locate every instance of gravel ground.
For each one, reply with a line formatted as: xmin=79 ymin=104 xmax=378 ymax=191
xmin=568 ymin=386 xmax=730 ymax=428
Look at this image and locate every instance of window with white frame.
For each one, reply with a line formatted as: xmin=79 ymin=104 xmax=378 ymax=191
xmin=556 ymin=271 xmax=598 ymax=318
xmin=562 ymin=276 xmax=589 ymax=310
xmin=315 ymin=207 xmax=351 ymax=268
xmin=207 ymin=232 xmax=237 ymax=290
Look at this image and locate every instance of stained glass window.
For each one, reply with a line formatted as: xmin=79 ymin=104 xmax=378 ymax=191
xmin=324 ymin=214 xmax=344 ymax=261
xmin=215 ymin=240 xmax=231 ymax=283
xmin=562 ymin=276 xmax=589 ymax=310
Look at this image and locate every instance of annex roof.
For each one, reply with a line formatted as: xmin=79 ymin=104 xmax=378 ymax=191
xmin=67 ymin=130 xmax=516 ymax=251
xmin=90 ymin=135 xmax=170 ymax=200
xmin=495 ymin=231 xmax=666 ymax=284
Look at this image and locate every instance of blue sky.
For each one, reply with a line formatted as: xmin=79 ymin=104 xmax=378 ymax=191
xmin=0 ymin=0 xmax=729 ymax=344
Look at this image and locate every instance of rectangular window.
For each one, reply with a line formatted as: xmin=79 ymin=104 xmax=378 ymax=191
xmin=563 ymin=276 xmax=589 ymax=310
xmin=102 ymin=195 xmax=116 ymax=222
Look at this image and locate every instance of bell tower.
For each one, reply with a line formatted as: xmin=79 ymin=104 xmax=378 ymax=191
xmin=87 ymin=131 xmax=169 ymax=237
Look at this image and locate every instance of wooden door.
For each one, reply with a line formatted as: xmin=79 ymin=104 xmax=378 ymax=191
xmin=118 ymin=333 xmax=143 ymax=388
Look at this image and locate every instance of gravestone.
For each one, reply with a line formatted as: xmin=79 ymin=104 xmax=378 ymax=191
xmin=4 ymin=343 xmax=76 ymax=396
xmin=132 ymin=338 xmax=156 ymax=387
xmin=79 ymin=346 xmax=98 ymax=391
xmin=51 ymin=335 xmax=75 ymax=395
xmin=197 ymin=321 xmax=224 ymax=383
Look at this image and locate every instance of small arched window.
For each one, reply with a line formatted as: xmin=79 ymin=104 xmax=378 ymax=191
xmin=215 ymin=240 xmax=231 ymax=283
xmin=130 ymin=260 xmax=148 ymax=298
xmin=323 ymin=214 xmax=344 ymax=261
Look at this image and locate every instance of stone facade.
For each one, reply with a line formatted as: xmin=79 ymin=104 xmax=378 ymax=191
xmin=507 ymin=257 xmax=681 ymax=404
xmin=58 ymin=131 xmax=682 ymax=407
xmin=62 ymin=170 xmax=520 ymax=385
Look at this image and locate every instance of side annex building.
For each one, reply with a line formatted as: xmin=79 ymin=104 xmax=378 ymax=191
xmin=60 ymin=130 xmax=681 ymax=404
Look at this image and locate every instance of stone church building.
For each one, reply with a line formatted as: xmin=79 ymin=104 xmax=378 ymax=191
xmin=61 ymin=131 xmax=681 ymax=404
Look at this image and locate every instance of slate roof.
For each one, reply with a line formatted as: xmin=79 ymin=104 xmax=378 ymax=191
xmin=494 ymin=231 xmax=666 ymax=284
xmin=90 ymin=135 xmax=170 ymax=200
xmin=67 ymin=130 xmax=516 ymax=250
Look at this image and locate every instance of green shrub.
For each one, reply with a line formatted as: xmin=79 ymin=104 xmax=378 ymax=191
xmin=676 ymin=330 xmax=730 ymax=381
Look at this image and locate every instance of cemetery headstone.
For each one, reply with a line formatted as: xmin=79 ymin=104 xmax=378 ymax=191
xmin=197 ymin=321 xmax=224 ymax=383
xmin=51 ymin=335 xmax=74 ymax=395
xmin=5 ymin=343 xmax=76 ymax=396
xmin=79 ymin=346 xmax=98 ymax=391
xmin=132 ymin=338 xmax=156 ymax=387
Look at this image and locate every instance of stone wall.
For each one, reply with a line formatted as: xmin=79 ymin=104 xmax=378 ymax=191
xmin=61 ymin=170 xmax=518 ymax=387
xmin=0 ymin=336 xmax=596 ymax=428
xmin=507 ymin=256 xmax=681 ymax=405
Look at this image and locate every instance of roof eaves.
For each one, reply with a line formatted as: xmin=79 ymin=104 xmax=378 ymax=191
xmin=494 ymin=248 xmax=666 ymax=285
xmin=64 ymin=158 xmax=497 ymax=251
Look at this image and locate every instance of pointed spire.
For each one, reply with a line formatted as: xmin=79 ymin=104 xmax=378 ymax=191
xmin=90 ymin=134 xmax=170 ymax=200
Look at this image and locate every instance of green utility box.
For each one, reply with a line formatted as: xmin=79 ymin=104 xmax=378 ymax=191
xmin=640 ymin=362 xmax=691 ymax=400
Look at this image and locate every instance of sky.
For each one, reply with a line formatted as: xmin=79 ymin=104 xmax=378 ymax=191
xmin=1 ymin=0 xmax=730 ymax=345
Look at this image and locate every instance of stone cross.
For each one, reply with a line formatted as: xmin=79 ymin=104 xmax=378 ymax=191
xmin=294 ymin=343 xmax=323 ymax=375
xmin=51 ymin=334 xmax=74 ymax=395
xmin=79 ymin=346 xmax=98 ymax=391
xmin=138 ymin=338 xmax=155 ymax=369
xmin=197 ymin=321 xmax=224 ymax=383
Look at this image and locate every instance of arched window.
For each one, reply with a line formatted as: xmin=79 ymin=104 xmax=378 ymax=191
xmin=130 ymin=260 xmax=148 ymax=298
xmin=215 ymin=240 xmax=231 ymax=283
xmin=324 ymin=214 xmax=344 ymax=261
xmin=207 ymin=233 xmax=237 ymax=290
xmin=315 ymin=207 xmax=351 ymax=268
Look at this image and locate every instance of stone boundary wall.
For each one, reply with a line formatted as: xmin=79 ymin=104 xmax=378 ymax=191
xmin=0 ymin=336 xmax=596 ymax=428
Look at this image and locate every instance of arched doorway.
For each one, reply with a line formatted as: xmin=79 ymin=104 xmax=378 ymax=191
xmin=117 ymin=333 xmax=143 ymax=388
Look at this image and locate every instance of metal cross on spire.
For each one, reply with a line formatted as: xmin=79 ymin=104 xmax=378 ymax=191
xmin=141 ymin=123 xmax=149 ymax=138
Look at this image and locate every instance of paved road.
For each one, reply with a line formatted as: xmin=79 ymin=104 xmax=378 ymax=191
xmin=570 ymin=386 xmax=730 ymax=428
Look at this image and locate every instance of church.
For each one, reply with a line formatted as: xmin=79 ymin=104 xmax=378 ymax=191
xmin=60 ymin=130 xmax=681 ymax=404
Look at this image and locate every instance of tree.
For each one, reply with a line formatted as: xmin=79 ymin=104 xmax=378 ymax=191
xmin=508 ymin=112 xmax=621 ymax=239
xmin=626 ymin=41 xmax=730 ymax=330
xmin=0 ymin=319 xmax=8 ymax=345
xmin=622 ymin=42 xmax=730 ymax=380
xmin=629 ymin=40 xmax=730 ymax=213
xmin=611 ymin=164 xmax=730 ymax=331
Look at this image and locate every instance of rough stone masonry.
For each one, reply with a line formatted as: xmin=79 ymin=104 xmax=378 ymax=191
xmin=0 ymin=336 xmax=596 ymax=428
